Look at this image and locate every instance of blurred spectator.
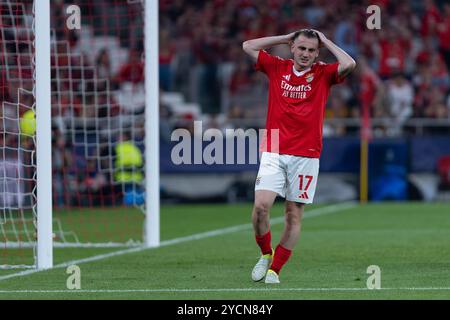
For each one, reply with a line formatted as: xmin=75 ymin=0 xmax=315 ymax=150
xmin=113 ymin=131 xmax=144 ymax=206
xmin=52 ymin=130 xmax=68 ymax=207
xmin=333 ymin=12 xmax=359 ymax=59
xmin=437 ymin=3 xmax=450 ymax=71
xmin=429 ymin=51 xmax=450 ymax=91
xmin=229 ymin=61 xmax=253 ymax=95
xmin=413 ymin=65 xmax=434 ymax=117
xmin=114 ymin=49 xmax=144 ymax=85
xmin=304 ymin=1 xmax=326 ymax=26
xmin=421 ymin=0 xmax=441 ymax=38
xmin=424 ymin=87 xmax=448 ymax=119
xmin=228 ymin=104 xmax=246 ymax=120
xmin=387 ymin=73 xmax=414 ymax=135
xmin=358 ymin=57 xmax=382 ymax=117
xmin=160 ymin=96 xmax=174 ymax=142
xmin=115 ymin=82 xmax=145 ymax=114
xmin=447 ymin=93 xmax=450 ymax=117
xmin=96 ymin=48 xmax=113 ymax=80
xmin=324 ymin=92 xmax=349 ymax=136
xmin=83 ymin=158 xmax=108 ymax=204
xmin=159 ymin=30 xmax=175 ymax=91
xmin=376 ymin=26 xmax=411 ymax=79
xmin=191 ymin=27 xmax=221 ymax=113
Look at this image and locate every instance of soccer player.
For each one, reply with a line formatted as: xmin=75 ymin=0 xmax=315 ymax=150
xmin=242 ymin=29 xmax=356 ymax=283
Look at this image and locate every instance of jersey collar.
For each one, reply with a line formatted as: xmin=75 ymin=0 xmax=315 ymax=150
xmin=292 ymin=65 xmax=312 ymax=77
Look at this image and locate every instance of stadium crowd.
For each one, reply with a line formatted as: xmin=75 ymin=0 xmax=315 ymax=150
xmin=159 ymin=0 xmax=450 ymax=136
xmin=3 ymin=0 xmax=450 ymax=138
xmin=2 ymin=0 xmax=450 ymax=206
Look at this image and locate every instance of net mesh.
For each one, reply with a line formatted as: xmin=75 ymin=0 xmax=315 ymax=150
xmin=0 ymin=0 xmax=36 ymax=268
xmin=1 ymin=0 xmax=148 ymax=269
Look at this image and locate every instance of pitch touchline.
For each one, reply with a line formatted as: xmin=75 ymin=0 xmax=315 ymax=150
xmin=1 ymin=287 xmax=450 ymax=293
xmin=0 ymin=202 xmax=356 ymax=282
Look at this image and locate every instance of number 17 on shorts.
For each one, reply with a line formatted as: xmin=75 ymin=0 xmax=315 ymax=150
xmin=286 ymin=156 xmax=319 ymax=204
xmin=298 ymin=175 xmax=313 ymax=200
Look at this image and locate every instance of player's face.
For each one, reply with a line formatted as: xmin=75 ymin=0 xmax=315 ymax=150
xmin=291 ymin=35 xmax=319 ymax=70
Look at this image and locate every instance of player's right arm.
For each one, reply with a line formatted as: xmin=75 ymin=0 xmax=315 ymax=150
xmin=242 ymin=32 xmax=296 ymax=61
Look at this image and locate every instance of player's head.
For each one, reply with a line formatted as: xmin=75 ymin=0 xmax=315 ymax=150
xmin=290 ymin=29 xmax=320 ymax=70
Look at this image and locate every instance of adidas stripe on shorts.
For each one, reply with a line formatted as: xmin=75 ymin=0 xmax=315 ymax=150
xmin=254 ymin=152 xmax=319 ymax=204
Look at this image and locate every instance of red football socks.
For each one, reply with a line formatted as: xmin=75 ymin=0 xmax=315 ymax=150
xmin=270 ymin=244 xmax=292 ymax=274
xmin=255 ymin=231 xmax=272 ymax=255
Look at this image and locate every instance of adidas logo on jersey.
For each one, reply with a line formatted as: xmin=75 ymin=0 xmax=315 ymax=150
xmin=283 ymin=74 xmax=291 ymax=81
xmin=299 ymin=192 xmax=309 ymax=200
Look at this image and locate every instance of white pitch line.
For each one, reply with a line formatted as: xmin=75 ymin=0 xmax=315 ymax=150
xmin=0 ymin=202 xmax=357 ymax=282
xmin=0 ymin=287 xmax=450 ymax=294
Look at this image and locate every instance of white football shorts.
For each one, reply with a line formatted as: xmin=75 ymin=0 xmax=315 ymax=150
xmin=254 ymin=152 xmax=320 ymax=204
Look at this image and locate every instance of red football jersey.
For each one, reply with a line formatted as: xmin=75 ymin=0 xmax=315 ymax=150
xmin=255 ymin=50 xmax=344 ymax=158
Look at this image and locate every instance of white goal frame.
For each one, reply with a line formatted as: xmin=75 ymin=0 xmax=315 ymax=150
xmin=34 ymin=0 xmax=160 ymax=269
xmin=35 ymin=0 xmax=53 ymax=270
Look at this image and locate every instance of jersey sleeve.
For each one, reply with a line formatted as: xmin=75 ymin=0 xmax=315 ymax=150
xmin=323 ymin=62 xmax=345 ymax=85
xmin=254 ymin=50 xmax=283 ymax=77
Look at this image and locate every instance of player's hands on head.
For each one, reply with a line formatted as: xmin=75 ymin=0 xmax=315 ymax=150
xmin=287 ymin=31 xmax=297 ymax=45
xmin=288 ymin=29 xmax=326 ymax=48
xmin=310 ymin=29 xmax=327 ymax=47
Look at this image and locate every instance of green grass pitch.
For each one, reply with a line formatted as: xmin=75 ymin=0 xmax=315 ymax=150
xmin=0 ymin=202 xmax=449 ymax=299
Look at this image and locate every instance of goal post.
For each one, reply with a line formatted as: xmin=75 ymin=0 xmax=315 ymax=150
xmin=35 ymin=0 xmax=53 ymax=270
xmin=144 ymin=0 xmax=160 ymax=248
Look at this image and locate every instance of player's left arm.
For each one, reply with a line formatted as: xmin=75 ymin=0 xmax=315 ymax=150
xmin=312 ymin=30 xmax=356 ymax=78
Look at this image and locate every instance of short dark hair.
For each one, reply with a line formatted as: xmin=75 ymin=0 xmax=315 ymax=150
xmin=292 ymin=29 xmax=321 ymax=46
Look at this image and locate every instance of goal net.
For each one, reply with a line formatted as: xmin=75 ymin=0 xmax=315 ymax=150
xmin=0 ymin=0 xmax=158 ymax=269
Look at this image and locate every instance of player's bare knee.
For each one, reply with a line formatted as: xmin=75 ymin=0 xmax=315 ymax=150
xmin=285 ymin=202 xmax=304 ymax=216
xmin=253 ymin=200 xmax=271 ymax=216
xmin=284 ymin=205 xmax=303 ymax=227
xmin=284 ymin=212 xmax=301 ymax=228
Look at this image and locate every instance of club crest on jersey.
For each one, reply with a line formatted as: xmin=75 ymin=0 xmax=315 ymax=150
xmin=283 ymin=74 xmax=291 ymax=82
xmin=306 ymin=73 xmax=314 ymax=83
